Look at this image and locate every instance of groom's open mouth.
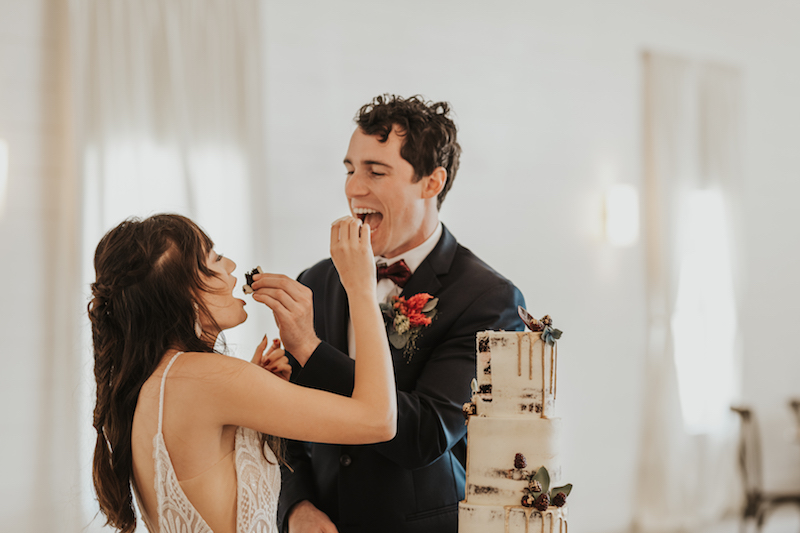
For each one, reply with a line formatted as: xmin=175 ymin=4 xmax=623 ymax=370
xmin=352 ymin=207 xmax=383 ymax=231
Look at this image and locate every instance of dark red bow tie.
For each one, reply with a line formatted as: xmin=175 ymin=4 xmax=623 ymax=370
xmin=376 ymin=260 xmax=412 ymax=288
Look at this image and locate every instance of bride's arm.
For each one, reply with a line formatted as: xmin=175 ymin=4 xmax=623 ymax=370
xmin=196 ymin=218 xmax=396 ymax=444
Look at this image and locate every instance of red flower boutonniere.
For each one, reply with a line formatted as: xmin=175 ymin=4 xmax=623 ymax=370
xmin=380 ymin=293 xmax=438 ymax=360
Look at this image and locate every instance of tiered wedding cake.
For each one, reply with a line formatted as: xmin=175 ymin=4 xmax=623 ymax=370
xmin=459 ymin=308 xmax=571 ymax=533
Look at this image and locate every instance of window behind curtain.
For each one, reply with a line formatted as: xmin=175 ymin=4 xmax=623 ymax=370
xmin=671 ymin=189 xmax=737 ymax=434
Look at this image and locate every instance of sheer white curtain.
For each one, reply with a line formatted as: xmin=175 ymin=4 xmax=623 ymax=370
xmin=69 ymin=1 xmax=268 ymax=529
xmin=634 ymin=52 xmax=744 ymax=531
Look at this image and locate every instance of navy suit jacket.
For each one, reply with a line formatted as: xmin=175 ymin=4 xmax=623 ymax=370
xmin=278 ymin=225 xmax=525 ymax=533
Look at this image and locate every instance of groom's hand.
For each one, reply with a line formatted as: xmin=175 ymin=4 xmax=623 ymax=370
xmin=251 ymin=273 xmax=320 ymax=366
xmin=287 ymin=501 xmax=338 ymax=533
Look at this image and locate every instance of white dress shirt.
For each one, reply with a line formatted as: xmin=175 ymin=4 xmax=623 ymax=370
xmin=347 ymin=222 xmax=443 ymax=359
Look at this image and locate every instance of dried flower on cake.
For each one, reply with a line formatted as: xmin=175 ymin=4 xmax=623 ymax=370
xmin=541 ymin=325 xmax=562 ymax=346
xmin=521 ymin=494 xmax=536 ymax=508
xmin=462 ymin=402 xmax=476 ymax=419
xmin=518 ymin=306 xmax=544 ymax=331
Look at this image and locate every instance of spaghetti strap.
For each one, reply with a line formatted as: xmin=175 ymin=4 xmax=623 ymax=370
xmin=157 ymin=352 xmax=184 ymax=434
xmin=146 ymin=349 xmax=279 ymax=532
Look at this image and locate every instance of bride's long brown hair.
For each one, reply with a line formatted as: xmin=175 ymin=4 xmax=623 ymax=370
xmin=89 ymin=214 xmax=281 ymax=533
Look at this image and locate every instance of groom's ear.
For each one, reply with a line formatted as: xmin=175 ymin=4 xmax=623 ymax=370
xmin=420 ymin=167 xmax=447 ymax=200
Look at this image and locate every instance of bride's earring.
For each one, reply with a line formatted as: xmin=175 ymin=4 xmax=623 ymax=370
xmin=193 ymin=302 xmax=203 ymax=338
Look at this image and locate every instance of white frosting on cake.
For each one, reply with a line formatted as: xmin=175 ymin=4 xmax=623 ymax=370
xmin=474 ymin=331 xmax=557 ymax=418
xmin=459 ymin=330 xmax=569 ymax=533
xmin=465 ymin=417 xmax=562 ymax=505
xmin=459 ymin=503 xmax=568 ymax=533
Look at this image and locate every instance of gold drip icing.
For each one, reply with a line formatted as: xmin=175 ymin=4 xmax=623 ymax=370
xmin=554 ymin=342 xmax=558 ymax=401
xmin=528 ymin=334 xmax=533 ymax=380
xmin=517 ymin=333 xmax=522 ymax=377
xmin=501 ymin=505 xmax=566 ymax=533
xmin=543 ymin=510 xmax=552 ymax=533
xmin=545 ymin=510 xmax=567 ymax=533
xmin=541 ymin=339 xmax=546 ymax=418
xmin=549 ymin=344 xmax=555 ymax=401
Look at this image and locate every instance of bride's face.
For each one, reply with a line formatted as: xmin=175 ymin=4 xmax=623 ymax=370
xmin=196 ymin=250 xmax=247 ymax=334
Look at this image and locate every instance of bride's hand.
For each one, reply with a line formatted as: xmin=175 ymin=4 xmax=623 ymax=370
xmin=251 ymin=336 xmax=292 ymax=381
xmin=330 ymin=216 xmax=375 ymax=296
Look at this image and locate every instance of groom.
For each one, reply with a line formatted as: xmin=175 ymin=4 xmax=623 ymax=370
xmin=254 ymin=94 xmax=525 ymax=533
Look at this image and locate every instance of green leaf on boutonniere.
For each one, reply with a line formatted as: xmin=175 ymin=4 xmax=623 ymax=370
xmin=422 ymin=297 xmax=439 ymax=313
xmin=389 ymin=331 xmax=407 ymax=349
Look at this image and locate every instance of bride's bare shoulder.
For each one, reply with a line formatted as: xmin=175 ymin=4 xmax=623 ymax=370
xmin=161 ymin=351 xmax=252 ymax=385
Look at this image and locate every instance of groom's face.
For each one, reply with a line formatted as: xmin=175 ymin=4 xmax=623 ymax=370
xmin=344 ymin=127 xmax=431 ymax=258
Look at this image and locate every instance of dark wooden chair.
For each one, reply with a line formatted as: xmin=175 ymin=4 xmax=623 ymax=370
xmin=730 ymin=406 xmax=800 ymax=533
xmin=790 ymin=399 xmax=800 ymax=442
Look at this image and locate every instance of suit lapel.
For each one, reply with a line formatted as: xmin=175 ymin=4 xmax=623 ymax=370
xmin=400 ymin=224 xmax=458 ymax=299
xmin=400 ymin=260 xmax=441 ymax=300
xmin=390 ymin=226 xmax=458 ymax=372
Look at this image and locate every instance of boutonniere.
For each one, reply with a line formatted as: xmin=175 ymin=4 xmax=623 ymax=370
xmin=380 ymin=293 xmax=438 ymax=361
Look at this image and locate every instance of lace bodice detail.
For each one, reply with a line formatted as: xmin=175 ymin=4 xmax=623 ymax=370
xmin=150 ymin=352 xmax=280 ymax=533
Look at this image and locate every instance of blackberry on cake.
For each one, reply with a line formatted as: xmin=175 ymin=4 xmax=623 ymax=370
xmin=514 ymin=453 xmax=527 ymax=470
xmin=552 ymin=492 xmax=567 ymax=508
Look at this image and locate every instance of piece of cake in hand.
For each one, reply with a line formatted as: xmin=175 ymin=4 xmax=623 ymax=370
xmin=242 ymin=266 xmax=263 ymax=295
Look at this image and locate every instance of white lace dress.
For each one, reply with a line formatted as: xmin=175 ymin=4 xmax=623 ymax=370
xmin=141 ymin=352 xmax=280 ymax=533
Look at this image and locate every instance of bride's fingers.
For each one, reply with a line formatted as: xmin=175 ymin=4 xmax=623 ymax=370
xmin=264 ymin=353 xmax=288 ymax=371
xmin=262 ymin=351 xmax=288 ymax=374
xmin=360 ymin=223 xmax=371 ymax=247
xmin=270 ymin=360 xmax=292 ymax=381
xmin=348 ymin=216 xmax=362 ymax=242
xmin=251 ymin=334 xmax=269 ymax=365
xmin=331 ymin=215 xmax=351 ymax=227
xmin=261 ymin=338 xmax=281 ymax=364
xmin=330 ymin=218 xmax=343 ymax=247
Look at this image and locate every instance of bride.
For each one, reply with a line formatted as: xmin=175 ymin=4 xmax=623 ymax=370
xmin=89 ymin=213 xmax=395 ymax=533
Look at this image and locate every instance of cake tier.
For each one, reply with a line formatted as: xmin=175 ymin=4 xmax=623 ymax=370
xmin=475 ymin=332 xmax=558 ymax=418
xmin=465 ymin=416 xmax=562 ymax=506
xmin=458 ymin=502 xmax=568 ymax=533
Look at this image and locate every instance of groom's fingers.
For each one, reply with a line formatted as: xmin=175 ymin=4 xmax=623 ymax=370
xmin=251 ymin=273 xmax=310 ymax=301
xmin=252 ymin=291 xmax=286 ymax=316
xmin=251 ymin=276 xmax=311 ymax=312
xmin=249 ymin=272 xmax=319 ymax=363
xmin=254 ymin=286 xmax=300 ymax=313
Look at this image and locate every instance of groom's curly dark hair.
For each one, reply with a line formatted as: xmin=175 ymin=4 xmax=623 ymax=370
xmin=355 ymin=94 xmax=461 ymax=210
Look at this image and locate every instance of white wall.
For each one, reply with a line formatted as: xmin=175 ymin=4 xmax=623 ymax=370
xmin=1 ymin=1 xmax=799 ymax=532
xmin=260 ymin=1 xmax=800 ymax=531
